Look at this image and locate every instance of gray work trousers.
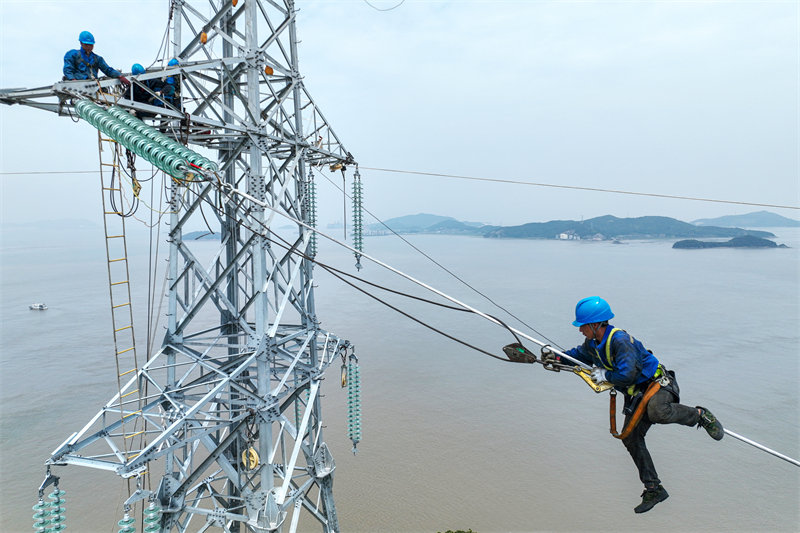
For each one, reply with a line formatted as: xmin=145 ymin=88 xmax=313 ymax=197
xmin=621 ymin=382 xmax=700 ymax=488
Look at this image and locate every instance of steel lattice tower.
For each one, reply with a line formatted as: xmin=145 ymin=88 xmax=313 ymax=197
xmin=2 ymin=1 xmax=357 ymax=531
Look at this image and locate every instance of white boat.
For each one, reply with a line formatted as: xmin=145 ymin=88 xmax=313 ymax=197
xmin=29 ymin=303 xmax=48 ymax=310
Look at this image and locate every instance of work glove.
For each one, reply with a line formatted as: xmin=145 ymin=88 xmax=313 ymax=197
xmin=590 ymin=366 xmax=607 ymax=384
xmin=118 ymin=75 xmax=131 ymax=87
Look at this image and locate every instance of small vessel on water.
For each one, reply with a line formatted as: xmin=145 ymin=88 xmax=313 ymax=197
xmin=29 ymin=303 xmax=48 ymax=310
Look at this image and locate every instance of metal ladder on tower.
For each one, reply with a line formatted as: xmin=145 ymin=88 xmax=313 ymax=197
xmin=96 ymin=130 xmax=145 ymax=462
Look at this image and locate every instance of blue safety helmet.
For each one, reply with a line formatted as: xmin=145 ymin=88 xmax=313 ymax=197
xmin=168 ymin=58 xmax=179 ymax=66
xmin=131 ymin=63 xmax=145 ymax=75
xmin=572 ymin=296 xmax=614 ymax=327
xmin=79 ymin=31 xmax=95 ymax=45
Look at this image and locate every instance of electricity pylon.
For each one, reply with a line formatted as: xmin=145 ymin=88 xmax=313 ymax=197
xmin=2 ymin=1 xmax=358 ymax=531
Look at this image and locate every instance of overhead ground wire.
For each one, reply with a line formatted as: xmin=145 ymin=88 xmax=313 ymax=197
xmin=4 ymin=166 xmax=796 ymax=211
xmin=360 ymin=166 xmax=800 ymax=211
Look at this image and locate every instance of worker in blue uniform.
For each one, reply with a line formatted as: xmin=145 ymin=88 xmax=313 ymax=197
xmin=154 ymin=58 xmax=181 ymax=108
xmin=129 ymin=63 xmax=157 ymax=119
xmin=63 ymin=31 xmax=129 ymax=86
xmin=563 ymin=296 xmax=724 ymax=513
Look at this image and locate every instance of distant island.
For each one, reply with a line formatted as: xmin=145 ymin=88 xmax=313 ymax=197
xmin=370 ymin=213 xmax=777 ymax=241
xmin=673 ymin=235 xmax=787 ymax=249
xmin=692 ymin=210 xmax=799 ymax=228
xmin=184 ymin=211 xmax=795 ymax=244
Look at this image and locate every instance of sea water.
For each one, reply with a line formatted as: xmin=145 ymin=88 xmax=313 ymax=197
xmin=1 ymin=224 xmax=798 ymax=532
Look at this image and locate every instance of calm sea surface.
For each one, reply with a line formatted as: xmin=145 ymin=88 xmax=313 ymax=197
xmin=1 ymin=225 xmax=798 ymax=532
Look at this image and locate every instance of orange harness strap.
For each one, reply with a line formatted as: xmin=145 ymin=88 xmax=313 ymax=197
xmin=609 ymin=381 xmax=661 ymax=440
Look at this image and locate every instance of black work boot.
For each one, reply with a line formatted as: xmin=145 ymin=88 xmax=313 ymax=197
xmin=697 ymin=406 xmax=724 ymax=440
xmin=634 ymin=485 xmax=669 ymax=514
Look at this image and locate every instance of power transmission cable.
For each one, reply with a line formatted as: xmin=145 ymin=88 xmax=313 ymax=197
xmin=179 ymin=181 xmax=520 ymax=361
xmin=361 ymin=166 xmax=800 ymax=211
xmin=363 ymin=0 xmax=405 ymax=12
xmin=196 ymin=177 xmax=800 ymax=468
xmin=3 ymin=167 xmax=797 ymax=211
xmin=323 ymin=264 xmax=512 ymax=362
xmin=317 ymin=166 xmax=565 ymax=350
xmin=81 ymin=167 xmax=800 ymax=469
xmin=0 ymin=171 xmax=97 ymax=175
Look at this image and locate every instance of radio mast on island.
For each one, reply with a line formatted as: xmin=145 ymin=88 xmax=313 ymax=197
xmin=2 ymin=1 xmax=362 ymax=531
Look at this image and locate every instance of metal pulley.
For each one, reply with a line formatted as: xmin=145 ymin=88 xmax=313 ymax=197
xmin=241 ymin=447 xmax=260 ymax=470
xmin=502 ymin=342 xmax=613 ymax=393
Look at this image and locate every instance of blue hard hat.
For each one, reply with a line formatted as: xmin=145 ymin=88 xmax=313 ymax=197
xmin=572 ymin=296 xmax=614 ymax=327
xmin=168 ymin=58 xmax=179 ymax=66
xmin=131 ymin=63 xmax=145 ymax=75
xmin=79 ymin=31 xmax=95 ymax=45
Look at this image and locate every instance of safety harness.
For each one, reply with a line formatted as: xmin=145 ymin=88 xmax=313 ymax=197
xmin=76 ymin=52 xmax=100 ymax=79
xmin=609 ymin=381 xmax=661 ymax=439
xmin=601 ymin=328 xmax=671 ymax=439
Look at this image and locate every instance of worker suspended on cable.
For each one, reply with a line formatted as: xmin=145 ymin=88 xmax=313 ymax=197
xmin=63 ymin=31 xmax=129 ymax=87
xmin=557 ymin=296 xmax=724 ymax=514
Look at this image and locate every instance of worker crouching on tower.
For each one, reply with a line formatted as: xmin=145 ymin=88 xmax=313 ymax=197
xmin=561 ymin=296 xmax=724 ymax=513
xmin=63 ymin=31 xmax=129 ymax=87
xmin=152 ymin=58 xmax=181 ymax=109
xmin=129 ymin=63 xmax=157 ymax=119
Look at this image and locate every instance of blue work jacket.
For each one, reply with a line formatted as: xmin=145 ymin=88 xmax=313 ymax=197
xmin=565 ymin=325 xmax=660 ymax=390
xmin=63 ymin=49 xmax=121 ymax=80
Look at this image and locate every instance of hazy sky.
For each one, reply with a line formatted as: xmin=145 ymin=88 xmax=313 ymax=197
xmin=1 ymin=0 xmax=798 ymax=228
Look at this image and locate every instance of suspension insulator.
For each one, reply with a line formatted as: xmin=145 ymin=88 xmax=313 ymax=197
xmin=142 ymin=501 xmax=161 ymax=531
xmin=306 ymin=173 xmax=318 ymax=258
xmin=32 ymin=499 xmax=50 ymax=532
xmin=32 ymin=501 xmax=50 ymax=512
xmin=346 ymin=356 xmax=362 ymax=449
xmin=117 ymin=512 xmax=136 ymax=533
xmin=351 ymin=168 xmax=364 ymax=270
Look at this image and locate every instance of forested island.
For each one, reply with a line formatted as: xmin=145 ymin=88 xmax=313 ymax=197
xmin=186 ymin=211 xmax=796 ymax=244
xmin=369 ymin=213 xmax=780 ymax=241
xmin=673 ymin=235 xmax=787 ymax=249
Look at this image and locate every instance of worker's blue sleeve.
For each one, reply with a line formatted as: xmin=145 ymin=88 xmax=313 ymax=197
xmin=96 ymin=55 xmax=121 ymax=78
xmin=63 ymin=50 xmax=81 ymax=80
xmin=564 ymin=343 xmax=593 ymax=366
